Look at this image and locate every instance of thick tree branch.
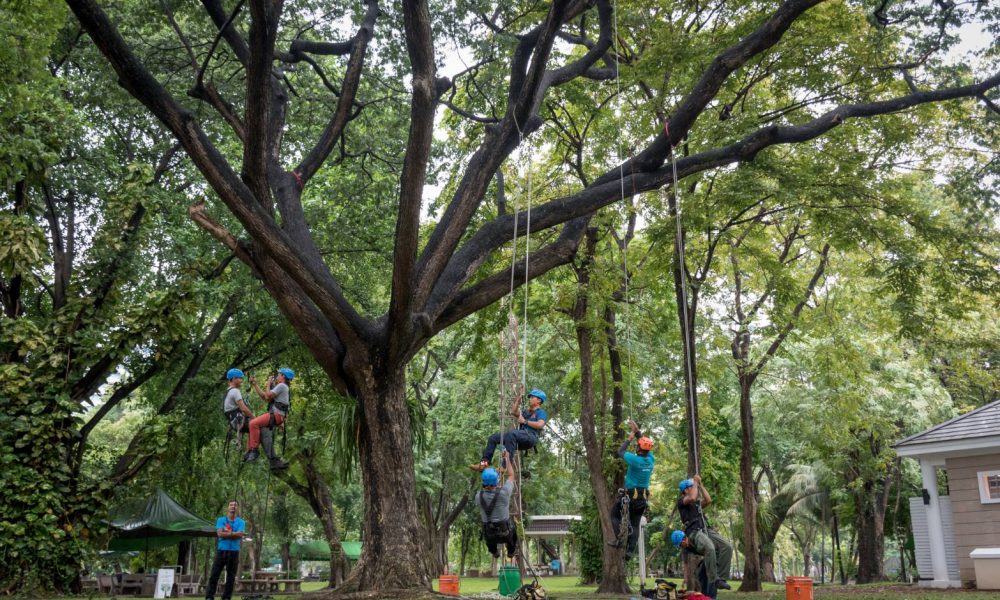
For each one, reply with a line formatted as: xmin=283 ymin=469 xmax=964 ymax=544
xmin=601 ymin=0 xmax=827 ymax=182
xmin=69 ymin=0 xmax=370 ymax=350
xmin=388 ymin=0 xmax=438 ymax=361
xmin=41 ymin=184 xmax=72 ymax=310
xmin=201 ymin=0 xmax=251 ymax=66
xmin=288 ymin=39 xmax=354 ymax=57
xmin=242 ymin=0 xmax=281 ymax=204
xmin=432 ymin=216 xmax=588 ymax=333
xmin=411 ymin=0 xmax=595 ymax=314
xmin=294 ymin=0 xmax=378 ymax=185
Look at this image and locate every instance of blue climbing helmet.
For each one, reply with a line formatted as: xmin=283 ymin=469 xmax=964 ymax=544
xmin=679 ymin=478 xmax=695 ymax=492
xmin=278 ymin=367 xmax=295 ymax=381
xmin=226 ymin=368 xmax=245 ymax=380
xmin=528 ymin=389 xmax=547 ymax=403
xmin=481 ymin=468 xmax=499 ymax=486
xmin=670 ymin=530 xmax=686 ymax=547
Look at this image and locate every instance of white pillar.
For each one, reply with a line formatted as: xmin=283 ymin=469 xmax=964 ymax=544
xmin=920 ymin=459 xmax=952 ymax=586
xmin=638 ymin=516 xmax=648 ymax=587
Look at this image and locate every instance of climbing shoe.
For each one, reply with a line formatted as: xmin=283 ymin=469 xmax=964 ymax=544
xmin=469 ymin=461 xmax=488 ymax=472
xmin=715 ymin=580 xmax=731 ymax=591
xmin=269 ymin=457 xmax=289 ymax=470
xmin=242 ymin=448 xmax=259 ymax=463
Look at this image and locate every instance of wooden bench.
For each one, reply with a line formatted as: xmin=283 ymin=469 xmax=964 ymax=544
xmin=119 ymin=574 xmax=155 ymax=596
xmin=172 ymin=574 xmax=200 ymax=597
xmin=97 ymin=575 xmax=120 ymax=595
xmin=236 ymin=579 xmax=278 ymax=593
xmin=276 ymin=579 xmax=303 ymax=593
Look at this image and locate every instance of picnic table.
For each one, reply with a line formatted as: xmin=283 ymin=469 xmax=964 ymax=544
xmin=237 ymin=572 xmax=303 ymax=593
xmin=119 ymin=573 xmax=155 ymax=596
xmin=172 ymin=573 xmax=200 ymax=597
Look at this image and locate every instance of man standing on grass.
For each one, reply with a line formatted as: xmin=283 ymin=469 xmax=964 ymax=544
xmin=206 ymin=500 xmax=244 ymax=600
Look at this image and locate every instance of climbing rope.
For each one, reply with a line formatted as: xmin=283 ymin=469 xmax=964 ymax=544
xmin=665 ymin=120 xmax=700 ymax=475
xmin=500 ymin=121 xmax=542 ymax=587
xmin=611 ymin=0 xmax=636 ymax=426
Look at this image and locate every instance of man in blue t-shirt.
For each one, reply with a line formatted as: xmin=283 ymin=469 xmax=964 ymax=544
xmin=471 ymin=389 xmax=548 ymax=471
xmin=205 ymin=500 xmax=245 ymax=600
xmin=609 ymin=419 xmax=654 ymax=560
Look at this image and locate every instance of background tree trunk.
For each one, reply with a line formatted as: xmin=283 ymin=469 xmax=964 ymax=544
xmin=737 ymin=375 xmax=762 ymax=591
xmin=574 ymin=229 xmax=630 ymax=594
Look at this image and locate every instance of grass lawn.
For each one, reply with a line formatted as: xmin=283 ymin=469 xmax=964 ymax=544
xmin=285 ymin=579 xmax=1000 ymax=600
xmin=421 ymin=577 xmax=1000 ymax=600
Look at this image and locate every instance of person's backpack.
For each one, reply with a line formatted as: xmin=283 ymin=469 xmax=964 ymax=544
xmin=479 ymin=490 xmax=512 ymax=540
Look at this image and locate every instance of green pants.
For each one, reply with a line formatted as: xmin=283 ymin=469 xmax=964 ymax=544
xmin=689 ymin=528 xmax=733 ymax=584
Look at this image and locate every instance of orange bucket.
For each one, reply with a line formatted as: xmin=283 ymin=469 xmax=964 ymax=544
xmin=439 ymin=574 xmax=460 ymax=595
xmin=785 ymin=576 xmax=813 ymax=600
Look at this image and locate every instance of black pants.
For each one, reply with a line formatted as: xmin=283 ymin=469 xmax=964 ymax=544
xmin=206 ymin=549 xmax=239 ymax=600
xmin=610 ymin=490 xmax=647 ymax=557
xmin=484 ymin=521 xmax=518 ymax=557
xmin=697 ymin=560 xmax=715 ymax=599
xmin=482 ymin=429 xmax=538 ymax=464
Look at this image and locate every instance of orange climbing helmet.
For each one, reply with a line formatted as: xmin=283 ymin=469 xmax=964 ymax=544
xmin=638 ymin=436 xmax=654 ymax=451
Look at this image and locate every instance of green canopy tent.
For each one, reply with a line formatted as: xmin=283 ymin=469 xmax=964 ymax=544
xmin=289 ymin=541 xmax=362 ymax=562
xmin=106 ymin=488 xmax=217 ymax=552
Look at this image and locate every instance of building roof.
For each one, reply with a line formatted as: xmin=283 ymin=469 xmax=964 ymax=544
xmin=895 ymin=399 xmax=1000 ymax=458
xmin=523 ymin=515 xmax=582 ymax=538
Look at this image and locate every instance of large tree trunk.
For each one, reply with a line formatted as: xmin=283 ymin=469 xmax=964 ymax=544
xmin=345 ymin=366 xmax=427 ymax=591
xmin=737 ymin=375 xmax=762 ymax=592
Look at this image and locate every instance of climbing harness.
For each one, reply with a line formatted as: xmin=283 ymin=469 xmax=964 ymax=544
xmin=479 ymin=487 xmax=514 ymax=543
xmin=615 ymin=489 xmax=632 ymax=548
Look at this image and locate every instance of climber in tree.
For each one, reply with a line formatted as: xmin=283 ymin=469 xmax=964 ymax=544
xmin=476 ymin=450 xmax=518 ymax=559
xmin=609 ymin=419 xmax=654 ymax=559
xmin=470 ymin=389 xmax=548 ymax=471
xmin=222 ymin=369 xmax=253 ymax=433
xmin=243 ymin=368 xmax=294 ymax=469
xmin=676 ymin=476 xmax=733 ymax=595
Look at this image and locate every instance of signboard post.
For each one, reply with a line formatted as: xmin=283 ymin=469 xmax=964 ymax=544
xmin=154 ymin=568 xmax=175 ymax=599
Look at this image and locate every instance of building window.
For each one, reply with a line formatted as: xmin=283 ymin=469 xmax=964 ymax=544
xmin=977 ymin=470 xmax=1000 ymax=504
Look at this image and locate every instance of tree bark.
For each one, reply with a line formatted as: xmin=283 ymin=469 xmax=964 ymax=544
xmin=574 ymin=229 xmax=630 ymax=594
xmin=343 ymin=365 xmax=427 ymax=590
xmin=737 ymin=375 xmax=762 ymax=591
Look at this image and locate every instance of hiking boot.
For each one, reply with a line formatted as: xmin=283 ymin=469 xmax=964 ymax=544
xmin=269 ymin=457 xmax=289 ymax=470
xmin=242 ymin=448 xmax=259 ymax=463
xmin=469 ymin=461 xmax=488 ymax=472
xmin=715 ymin=580 xmax=731 ymax=591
